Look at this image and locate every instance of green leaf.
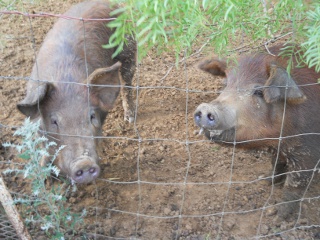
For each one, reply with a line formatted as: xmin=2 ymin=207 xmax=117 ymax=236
xmin=136 ymin=18 xmax=156 ymax=39
xmin=19 ymin=151 xmax=31 ymax=160
xmin=224 ymin=3 xmax=234 ymax=21
xmin=110 ymin=7 xmax=127 ymax=16
xmin=107 ymin=20 xmax=123 ymax=28
xmin=112 ymin=41 xmax=124 ymax=58
xmin=202 ymin=0 xmax=208 ymax=10
xmin=136 ymin=15 xmax=148 ymax=27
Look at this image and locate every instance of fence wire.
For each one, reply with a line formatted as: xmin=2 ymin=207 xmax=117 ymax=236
xmin=1 ymin=5 xmax=320 ymax=240
xmin=0 ymin=204 xmax=19 ymax=240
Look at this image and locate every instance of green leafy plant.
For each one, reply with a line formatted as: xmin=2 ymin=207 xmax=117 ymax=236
xmin=302 ymin=4 xmax=320 ymax=73
xmin=3 ymin=118 xmax=85 ymax=239
xmin=105 ymin=0 xmax=320 ymax=72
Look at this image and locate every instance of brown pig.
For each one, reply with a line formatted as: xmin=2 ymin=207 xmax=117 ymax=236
xmin=194 ymin=45 xmax=320 ymax=219
xmin=17 ymin=1 xmax=136 ymax=183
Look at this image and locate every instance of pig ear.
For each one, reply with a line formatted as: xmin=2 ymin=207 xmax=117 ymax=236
xmin=263 ymin=64 xmax=306 ymax=104
xmin=198 ymin=58 xmax=227 ymax=77
xmin=17 ymin=82 xmax=52 ymax=118
xmin=88 ymin=61 xmax=121 ymax=111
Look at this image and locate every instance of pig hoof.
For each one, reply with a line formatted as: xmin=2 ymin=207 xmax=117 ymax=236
xmin=276 ymin=201 xmax=299 ymax=220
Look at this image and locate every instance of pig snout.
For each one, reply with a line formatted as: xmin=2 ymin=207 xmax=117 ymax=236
xmin=71 ymin=157 xmax=101 ymax=184
xmin=194 ymin=103 xmax=219 ymax=129
xmin=194 ymin=102 xmax=236 ymax=134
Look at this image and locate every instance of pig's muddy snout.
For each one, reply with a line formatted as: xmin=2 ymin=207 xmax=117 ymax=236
xmin=71 ymin=157 xmax=101 ymax=184
xmin=194 ymin=103 xmax=218 ymax=130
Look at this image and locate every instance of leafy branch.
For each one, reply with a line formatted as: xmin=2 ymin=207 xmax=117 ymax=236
xmin=105 ymin=0 xmax=320 ymax=72
xmin=302 ymin=5 xmax=320 ymax=73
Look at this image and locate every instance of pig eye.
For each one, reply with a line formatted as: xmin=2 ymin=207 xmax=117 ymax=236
xmin=90 ymin=112 xmax=100 ymax=128
xmin=51 ymin=117 xmax=58 ymax=127
xmin=253 ymin=88 xmax=264 ymax=98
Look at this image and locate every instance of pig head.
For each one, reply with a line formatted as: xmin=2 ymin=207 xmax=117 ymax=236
xmin=18 ymin=62 xmax=121 ymax=184
xmin=194 ymin=45 xmax=320 ymax=219
xmin=194 ymin=57 xmax=306 ymax=145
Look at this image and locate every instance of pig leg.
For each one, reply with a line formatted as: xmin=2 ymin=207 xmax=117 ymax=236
xmin=277 ymin=158 xmax=313 ymax=219
xmin=120 ymin=72 xmax=134 ymax=123
xmin=278 ymin=185 xmax=304 ymax=219
xmin=270 ymin=155 xmax=287 ymax=185
xmin=115 ymin=38 xmax=136 ymax=123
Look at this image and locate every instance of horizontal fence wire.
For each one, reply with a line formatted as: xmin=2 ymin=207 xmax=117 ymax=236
xmin=1 ymin=7 xmax=320 ymax=240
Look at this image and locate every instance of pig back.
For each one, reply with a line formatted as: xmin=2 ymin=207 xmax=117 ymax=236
xmin=32 ymin=1 xmax=117 ymax=83
xmin=240 ymin=46 xmax=320 ymax=138
xmin=283 ymin=62 xmax=320 ymax=136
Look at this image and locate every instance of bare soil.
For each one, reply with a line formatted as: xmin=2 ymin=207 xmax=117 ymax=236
xmin=1 ymin=1 xmax=320 ymax=239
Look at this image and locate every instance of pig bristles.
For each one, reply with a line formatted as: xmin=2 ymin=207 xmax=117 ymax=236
xmin=198 ymin=128 xmax=204 ymax=135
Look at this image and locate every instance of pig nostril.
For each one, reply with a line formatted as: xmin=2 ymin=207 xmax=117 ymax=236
xmin=89 ymin=167 xmax=96 ymax=174
xmin=76 ymin=170 xmax=83 ymax=177
xmin=207 ymin=113 xmax=215 ymax=121
xmin=195 ymin=111 xmax=202 ymax=120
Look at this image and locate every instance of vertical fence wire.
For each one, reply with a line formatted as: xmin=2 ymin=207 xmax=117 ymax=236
xmin=0 ymin=7 xmax=320 ymax=240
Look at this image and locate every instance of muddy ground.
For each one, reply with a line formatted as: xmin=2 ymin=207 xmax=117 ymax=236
xmin=1 ymin=1 xmax=320 ymax=239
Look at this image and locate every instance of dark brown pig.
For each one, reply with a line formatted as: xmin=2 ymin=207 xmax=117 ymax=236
xmin=17 ymin=1 xmax=136 ymax=183
xmin=194 ymin=45 xmax=320 ymax=219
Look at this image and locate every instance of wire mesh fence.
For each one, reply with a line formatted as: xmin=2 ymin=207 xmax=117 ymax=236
xmin=0 ymin=204 xmax=19 ymax=240
xmin=1 ymin=1 xmax=320 ymax=239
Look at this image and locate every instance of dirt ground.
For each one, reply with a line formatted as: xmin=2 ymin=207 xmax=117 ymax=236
xmin=1 ymin=1 xmax=320 ymax=239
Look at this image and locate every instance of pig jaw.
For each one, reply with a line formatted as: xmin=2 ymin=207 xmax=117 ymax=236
xmin=203 ymin=127 xmax=236 ymax=143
